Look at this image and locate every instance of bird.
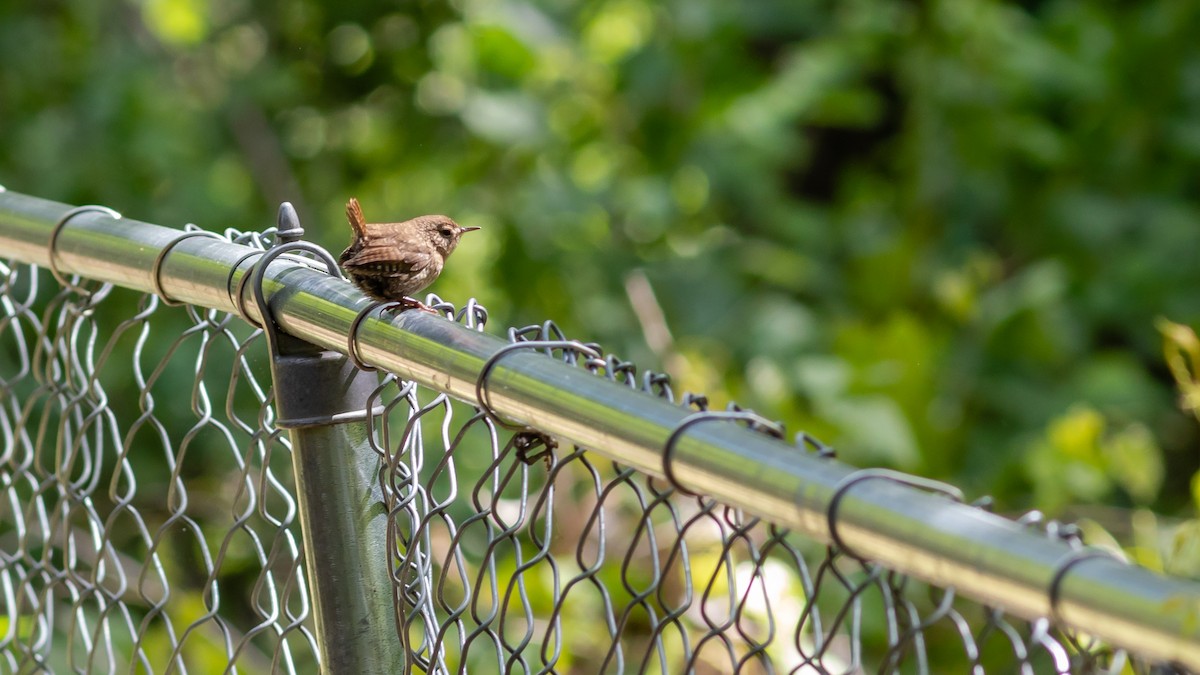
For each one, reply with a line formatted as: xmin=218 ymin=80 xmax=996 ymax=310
xmin=339 ymin=197 xmax=479 ymax=310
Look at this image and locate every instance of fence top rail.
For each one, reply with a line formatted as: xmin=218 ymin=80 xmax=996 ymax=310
xmin=0 ymin=189 xmax=1197 ymax=668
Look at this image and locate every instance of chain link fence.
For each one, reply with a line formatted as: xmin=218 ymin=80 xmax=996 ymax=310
xmin=1 ymin=191 xmax=1196 ymax=673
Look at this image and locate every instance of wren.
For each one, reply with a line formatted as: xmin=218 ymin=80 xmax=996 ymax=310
xmin=339 ymin=198 xmax=479 ymax=310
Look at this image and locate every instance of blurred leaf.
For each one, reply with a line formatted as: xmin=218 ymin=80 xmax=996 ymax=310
xmin=1158 ymin=317 xmax=1200 ymax=422
xmin=472 ymin=25 xmax=536 ymax=81
xmin=1048 ymin=405 xmax=1104 ymax=464
xmin=583 ymin=0 xmax=654 ymax=64
xmin=1104 ymin=424 xmax=1163 ymax=505
xmin=822 ymin=394 xmax=920 ymax=469
xmin=3 ymin=0 xmax=1200 ymax=547
xmin=1168 ymin=520 xmax=1200 ymax=578
xmin=1130 ymin=509 xmax=1165 ymax=573
xmin=142 ymin=0 xmax=209 ymax=47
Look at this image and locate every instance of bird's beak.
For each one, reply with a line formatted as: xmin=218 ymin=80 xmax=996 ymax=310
xmin=461 ymin=226 xmax=482 ymax=233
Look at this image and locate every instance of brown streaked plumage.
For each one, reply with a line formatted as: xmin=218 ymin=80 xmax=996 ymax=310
xmin=338 ymin=198 xmax=479 ymax=307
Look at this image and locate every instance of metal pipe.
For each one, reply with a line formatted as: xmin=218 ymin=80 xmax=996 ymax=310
xmin=289 ymin=416 xmax=401 ymax=674
xmin=1 ymin=190 xmax=1197 ymax=668
xmin=265 ymin=308 xmax=401 ymax=673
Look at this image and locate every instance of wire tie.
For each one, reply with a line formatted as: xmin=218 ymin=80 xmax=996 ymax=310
xmin=1047 ymin=547 xmax=1126 ymax=627
xmin=227 ymin=250 xmax=266 ymax=322
xmin=475 ymin=339 xmax=602 ymax=432
xmin=47 ymin=205 xmax=121 ymax=297
xmin=826 ymin=468 xmax=963 ymax=560
xmin=151 ymin=227 xmax=223 ymax=306
xmin=248 ymin=241 xmax=342 ymax=351
xmin=661 ymin=410 xmax=784 ymax=496
xmin=346 ymin=300 xmax=406 ymax=372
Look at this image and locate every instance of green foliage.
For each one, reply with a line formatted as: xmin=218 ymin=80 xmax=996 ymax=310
xmin=3 ymin=0 xmax=1200 ymax=532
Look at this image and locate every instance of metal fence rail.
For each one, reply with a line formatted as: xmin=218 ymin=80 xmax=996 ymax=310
xmin=0 ymin=188 xmax=1197 ymax=673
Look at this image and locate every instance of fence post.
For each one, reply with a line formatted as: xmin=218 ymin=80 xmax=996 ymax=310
xmin=272 ymin=344 xmax=399 ymax=674
xmin=246 ymin=208 xmax=401 ymax=674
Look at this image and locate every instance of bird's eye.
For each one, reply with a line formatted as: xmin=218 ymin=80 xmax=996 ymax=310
xmin=439 ymin=228 xmax=453 ymax=239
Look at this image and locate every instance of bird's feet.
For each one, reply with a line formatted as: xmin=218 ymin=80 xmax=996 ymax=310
xmin=378 ymin=297 xmax=437 ymax=314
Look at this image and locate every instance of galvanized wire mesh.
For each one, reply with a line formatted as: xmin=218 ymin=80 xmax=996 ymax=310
xmin=0 ymin=224 xmax=1162 ymax=673
xmin=369 ymin=312 xmax=1130 ymax=674
xmin=0 ymin=237 xmax=317 ymax=673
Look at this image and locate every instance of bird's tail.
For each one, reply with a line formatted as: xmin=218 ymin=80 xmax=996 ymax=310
xmin=346 ymin=198 xmax=367 ymax=238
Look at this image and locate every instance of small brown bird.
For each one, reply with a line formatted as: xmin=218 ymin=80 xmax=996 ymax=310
xmin=339 ymin=198 xmax=479 ymax=309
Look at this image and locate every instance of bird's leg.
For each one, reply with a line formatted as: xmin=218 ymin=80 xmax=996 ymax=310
xmin=405 ymin=296 xmax=438 ymax=313
xmin=377 ymin=297 xmax=437 ymax=314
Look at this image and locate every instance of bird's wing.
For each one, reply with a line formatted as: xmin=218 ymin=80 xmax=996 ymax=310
xmin=346 ymin=198 xmax=368 ymax=238
xmin=342 ymin=245 xmax=432 ymax=277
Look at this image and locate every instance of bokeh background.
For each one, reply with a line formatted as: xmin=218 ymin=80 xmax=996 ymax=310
xmin=4 ymin=0 xmax=1200 ymax=571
